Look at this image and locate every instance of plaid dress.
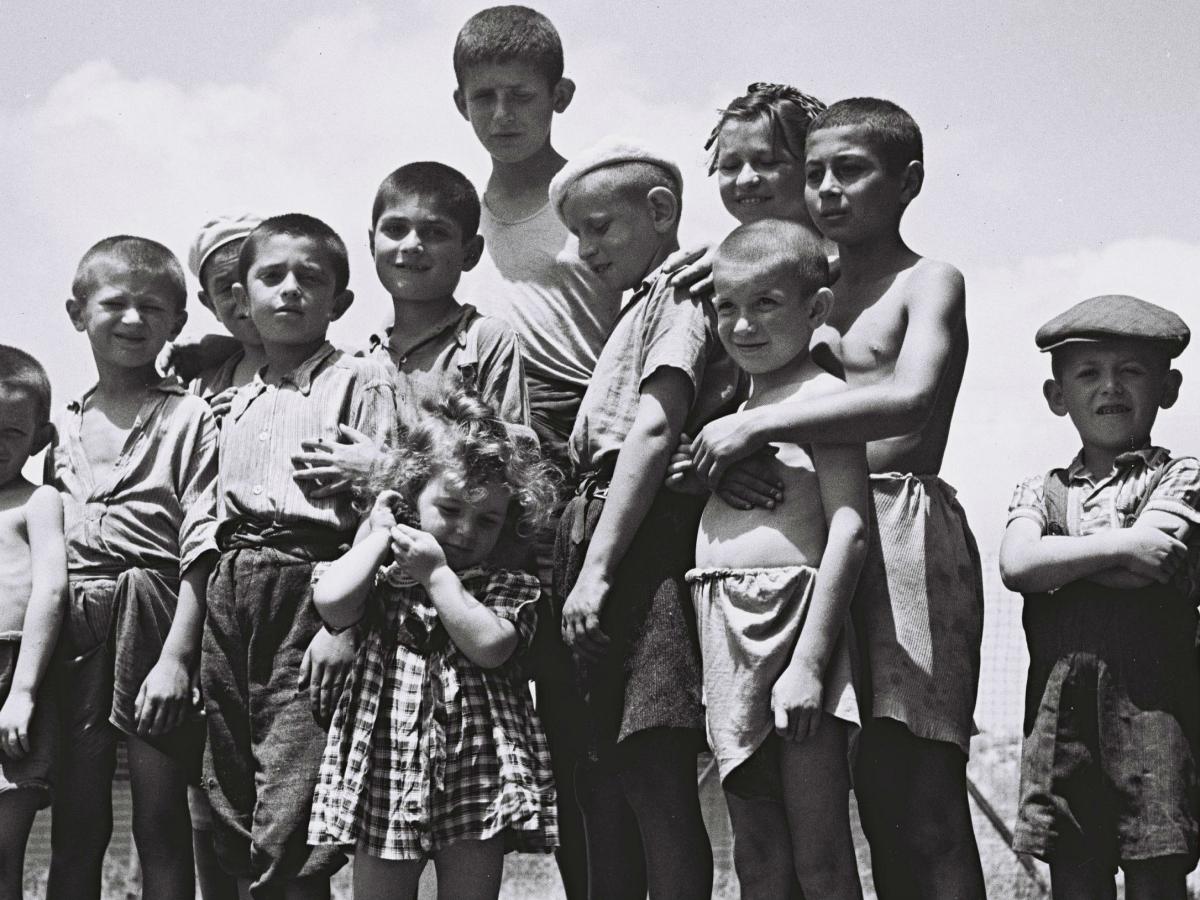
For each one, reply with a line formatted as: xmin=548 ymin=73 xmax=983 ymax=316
xmin=308 ymin=565 xmax=557 ymax=860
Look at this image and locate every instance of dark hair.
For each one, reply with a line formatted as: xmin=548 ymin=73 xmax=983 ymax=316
xmin=0 ymin=344 xmax=52 ymax=426
xmin=71 ymin=235 xmax=187 ymax=309
xmin=371 ymin=162 xmax=482 ymax=239
xmin=715 ymin=218 xmax=830 ymax=296
xmin=453 ymin=5 xmax=564 ymax=88
xmin=367 ymin=388 xmax=558 ymax=535
xmin=807 ymin=97 xmax=923 ymax=175
xmin=706 ymin=82 xmax=826 ymax=175
xmin=238 ymin=214 xmax=350 ymax=295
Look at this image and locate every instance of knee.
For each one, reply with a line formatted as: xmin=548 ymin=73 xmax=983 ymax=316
xmin=132 ymin=798 xmax=191 ymax=857
xmin=903 ymin=811 xmax=976 ymax=864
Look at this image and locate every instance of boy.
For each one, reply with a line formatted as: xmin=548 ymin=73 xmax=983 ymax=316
xmin=0 ymin=346 xmax=66 ymax=898
xmin=1000 ymin=295 xmax=1199 ymax=899
xmin=684 ymin=221 xmax=867 ymax=899
xmin=550 ymin=137 xmax=740 ymax=900
xmin=186 ymin=213 xmax=266 ymax=417
xmin=47 ymin=236 xmax=219 ymax=900
xmin=202 ymin=214 xmax=397 ymax=898
xmin=688 ymin=98 xmax=987 ymax=899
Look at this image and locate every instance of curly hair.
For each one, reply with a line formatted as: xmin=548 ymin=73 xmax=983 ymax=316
xmin=705 ymin=82 xmax=827 ymax=176
xmin=366 ymin=388 xmax=559 ymax=536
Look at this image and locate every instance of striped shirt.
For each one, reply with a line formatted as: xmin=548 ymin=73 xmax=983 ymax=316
xmin=46 ymin=377 xmax=219 ymax=577
xmin=219 ymin=342 xmax=397 ymax=534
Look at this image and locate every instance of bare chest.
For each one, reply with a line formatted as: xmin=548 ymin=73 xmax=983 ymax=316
xmin=78 ymin=412 xmax=137 ymax=485
xmin=827 ymin=296 xmax=906 ymax=383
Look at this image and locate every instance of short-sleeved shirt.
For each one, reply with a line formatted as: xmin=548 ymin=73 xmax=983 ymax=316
xmin=1008 ymin=446 xmax=1200 ymax=597
xmin=570 ymin=268 xmax=742 ymax=474
xmin=367 ymin=303 xmax=529 ymax=426
xmin=47 ymin=377 xmax=219 ymax=577
xmin=457 ymin=201 xmax=622 ymax=390
xmin=219 ymin=342 xmax=397 ymax=534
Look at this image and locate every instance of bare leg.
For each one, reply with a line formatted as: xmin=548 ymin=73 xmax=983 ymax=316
xmin=126 ymin=736 xmax=195 ymax=900
xmin=193 ymin=827 xmax=238 ymax=900
xmin=46 ymin=729 xmax=117 ymax=900
xmin=0 ymin=789 xmax=42 ymax=898
xmin=779 ymin=716 xmax=861 ymax=899
xmin=352 ymin=848 xmax=423 ymax=900
xmin=433 ymin=838 xmax=505 ymax=900
xmin=724 ymin=790 xmax=795 ymax=900
xmin=574 ymin=761 xmax=646 ymax=900
xmin=1122 ymin=856 xmax=1190 ymax=900
xmin=615 ymin=728 xmax=713 ymax=900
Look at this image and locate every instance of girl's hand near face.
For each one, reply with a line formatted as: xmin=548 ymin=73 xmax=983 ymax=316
xmin=390 ymin=523 xmax=448 ymax=583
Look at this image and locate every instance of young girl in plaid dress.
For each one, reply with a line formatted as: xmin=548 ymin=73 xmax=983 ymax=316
xmin=308 ymin=390 xmax=559 ymax=899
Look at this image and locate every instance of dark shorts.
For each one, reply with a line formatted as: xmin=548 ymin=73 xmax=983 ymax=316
xmin=201 ymin=547 xmax=346 ymax=890
xmin=552 ymin=486 xmax=706 ymax=762
xmin=0 ymin=638 xmax=56 ymax=804
xmin=1014 ymin=585 xmax=1200 ymax=868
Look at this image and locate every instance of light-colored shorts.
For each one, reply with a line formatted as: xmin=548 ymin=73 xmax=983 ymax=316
xmin=687 ymin=566 xmax=859 ymax=785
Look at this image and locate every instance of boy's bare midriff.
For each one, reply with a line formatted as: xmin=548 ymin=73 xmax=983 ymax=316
xmin=0 ymin=481 xmax=37 ymax=625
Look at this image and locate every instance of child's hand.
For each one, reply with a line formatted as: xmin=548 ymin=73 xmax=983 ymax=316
xmin=664 ymin=434 xmax=708 ymax=495
xmin=160 ymin=333 xmax=242 ymax=381
xmin=208 ymin=385 xmax=239 ymax=421
xmin=135 ymin=655 xmax=193 ymax=737
xmin=298 ymin=627 xmax=358 ymax=724
xmin=292 ymin=425 xmax=384 ymax=499
xmin=561 ymin=569 xmax=611 ymax=663
xmin=663 ymin=244 xmax=715 ymax=298
xmin=691 ymin=413 xmax=763 ymax=486
xmin=367 ymin=489 xmax=407 ymax=534
xmin=0 ymin=691 xmax=35 ymax=759
xmin=1117 ymin=527 xmax=1188 ymax=583
xmin=715 ymin=448 xmax=784 ymax=511
xmin=771 ymin=662 xmax=824 ymax=742
xmin=389 ymin=524 xmax=447 ymax=583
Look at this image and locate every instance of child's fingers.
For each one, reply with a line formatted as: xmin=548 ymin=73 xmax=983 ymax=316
xmin=337 ymin=424 xmax=370 ymax=443
xmin=687 ymin=272 xmax=715 ymax=298
xmin=773 ymin=703 xmax=789 ymax=737
xmin=306 ymin=478 xmax=351 ymax=499
xmin=297 ymin=646 xmax=312 ymax=690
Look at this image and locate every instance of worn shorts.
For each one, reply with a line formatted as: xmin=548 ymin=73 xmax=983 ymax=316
xmin=688 ymin=566 xmax=859 ymax=794
xmin=201 ymin=547 xmax=346 ymax=889
xmin=0 ymin=637 xmax=56 ymax=804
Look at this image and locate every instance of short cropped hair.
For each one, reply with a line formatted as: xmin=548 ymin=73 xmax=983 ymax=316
xmin=706 ymin=82 xmax=826 ymax=175
xmin=0 ymin=344 xmax=52 ymax=426
xmin=371 ymin=162 xmax=482 ymax=239
xmin=238 ymin=214 xmax=350 ymax=295
xmin=715 ymin=218 xmax=830 ymax=297
xmin=453 ymin=6 xmax=564 ymax=88
xmin=808 ymin=97 xmax=923 ymax=175
xmin=576 ymin=161 xmax=683 ymax=215
xmin=71 ymin=235 xmax=187 ymax=309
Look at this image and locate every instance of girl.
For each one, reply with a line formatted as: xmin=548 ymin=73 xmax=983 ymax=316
xmin=307 ymin=390 xmax=559 ymax=900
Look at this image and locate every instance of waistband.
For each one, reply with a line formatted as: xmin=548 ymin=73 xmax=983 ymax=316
xmin=215 ymin=517 xmax=353 ymax=561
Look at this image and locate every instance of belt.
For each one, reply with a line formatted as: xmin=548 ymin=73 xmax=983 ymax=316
xmin=215 ymin=516 xmax=353 ymax=562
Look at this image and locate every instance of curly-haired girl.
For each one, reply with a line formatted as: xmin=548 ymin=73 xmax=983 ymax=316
xmin=307 ymin=388 xmax=559 ymax=900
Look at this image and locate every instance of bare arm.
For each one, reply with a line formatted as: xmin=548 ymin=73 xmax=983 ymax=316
xmin=311 ymin=493 xmax=404 ymax=630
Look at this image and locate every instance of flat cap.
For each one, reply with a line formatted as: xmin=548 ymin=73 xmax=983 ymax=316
xmin=549 ymin=136 xmax=682 ymax=221
xmin=188 ymin=213 xmax=263 ymax=280
xmin=1036 ymin=294 xmax=1190 ymax=357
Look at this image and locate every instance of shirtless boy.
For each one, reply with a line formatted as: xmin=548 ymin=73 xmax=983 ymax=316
xmin=690 ymin=97 xmax=987 ymax=900
xmin=0 ymin=345 xmax=66 ymax=899
xmin=682 ymin=221 xmax=867 ymax=899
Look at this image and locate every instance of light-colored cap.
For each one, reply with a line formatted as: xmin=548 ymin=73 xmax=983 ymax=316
xmin=188 ymin=213 xmax=263 ymax=280
xmin=549 ymin=136 xmax=682 ymax=221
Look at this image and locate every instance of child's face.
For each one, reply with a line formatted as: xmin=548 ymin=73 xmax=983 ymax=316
xmin=66 ymin=264 xmax=187 ymax=371
xmin=560 ymin=180 xmax=673 ymax=291
xmin=415 ymin=471 xmax=511 ymax=571
xmin=713 ymin=254 xmax=830 ymax=376
xmin=235 ymin=235 xmax=351 ymax=347
xmin=0 ymin=387 xmax=46 ymax=487
xmin=1044 ymin=340 xmax=1180 ymax=455
xmin=370 ymin=195 xmax=484 ymax=304
xmin=454 ymin=62 xmax=570 ymax=164
xmin=716 ymin=116 xmax=810 ymax=226
xmin=804 ymin=125 xmax=917 ymax=245
xmin=200 ymin=243 xmax=261 ymax=348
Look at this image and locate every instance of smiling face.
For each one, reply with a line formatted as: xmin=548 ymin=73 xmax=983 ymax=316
xmin=415 ymin=470 xmax=511 ymax=570
xmin=804 ymin=124 xmax=919 ymax=245
xmin=67 ymin=263 xmax=187 ymax=371
xmin=0 ymin=387 xmax=46 ymax=487
xmin=1045 ymin=340 xmax=1180 ymax=457
xmin=715 ymin=115 xmax=810 ymax=226
xmin=200 ymin=242 xmax=261 ymax=347
xmin=236 ymin=234 xmax=350 ymax=347
xmin=455 ymin=61 xmax=569 ymax=164
xmin=370 ymin=195 xmax=483 ymax=304
xmin=712 ymin=252 xmax=830 ymax=377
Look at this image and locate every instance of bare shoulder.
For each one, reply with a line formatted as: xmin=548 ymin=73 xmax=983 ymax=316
xmin=24 ymin=483 xmax=63 ymax=527
xmin=904 ymin=257 xmax=965 ymax=307
xmin=755 ymin=360 xmax=847 ymax=408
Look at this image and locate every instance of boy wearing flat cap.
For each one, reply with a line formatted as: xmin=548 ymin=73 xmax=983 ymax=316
xmin=1000 ymin=294 xmax=1200 ymax=898
xmin=549 ymin=136 xmax=741 ymax=899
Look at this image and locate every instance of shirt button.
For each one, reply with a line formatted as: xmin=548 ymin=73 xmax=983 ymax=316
xmin=252 ymin=486 xmax=264 ymax=495
xmin=259 ymin=431 xmax=269 ymax=441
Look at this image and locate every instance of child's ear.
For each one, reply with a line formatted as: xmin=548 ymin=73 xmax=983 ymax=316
xmin=197 ymin=290 xmax=215 ymax=314
xmin=552 ymin=77 xmax=576 ymax=113
xmin=809 ymin=287 xmax=835 ymax=327
xmin=31 ymin=421 xmax=54 ymax=455
xmin=330 ymin=290 xmax=354 ymax=322
xmin=900 ymin=160 xmax=924 ymax=206
xmin=1160 ymin=368 xmax=1183 ymax=409
xmin=646 ymin=186 xmax=679 ymax=233
xmin=169 ymin=308 xmax=188 ymax=341
xmin=1043 ymin=378 xmax=1068 ymax=417
xmin=453 ymin=87 xmax=469 ymax=121
xmin=65 ymin=297 xmax=87 ymax=332
xmin=461 ymin=234 xmax=485 ymax=272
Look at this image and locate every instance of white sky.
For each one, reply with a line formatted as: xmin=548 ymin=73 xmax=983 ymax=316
xmin=3 ymin=0 xmax=1198 ymax=725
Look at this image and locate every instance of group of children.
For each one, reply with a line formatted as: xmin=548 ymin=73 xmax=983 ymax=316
xmin=0 ymin=5 xmax=1197 ymax=900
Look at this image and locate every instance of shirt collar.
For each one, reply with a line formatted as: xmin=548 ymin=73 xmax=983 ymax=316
xmin=1064 ymin=444 xmax=1167 ymax=483
xmin=375 ymin=303 xmax=475 ymax=363
xmin=66 ymin=373 xmax=187 ymax=414
xmin=229 ymin=341 xmax=337 ymax=422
